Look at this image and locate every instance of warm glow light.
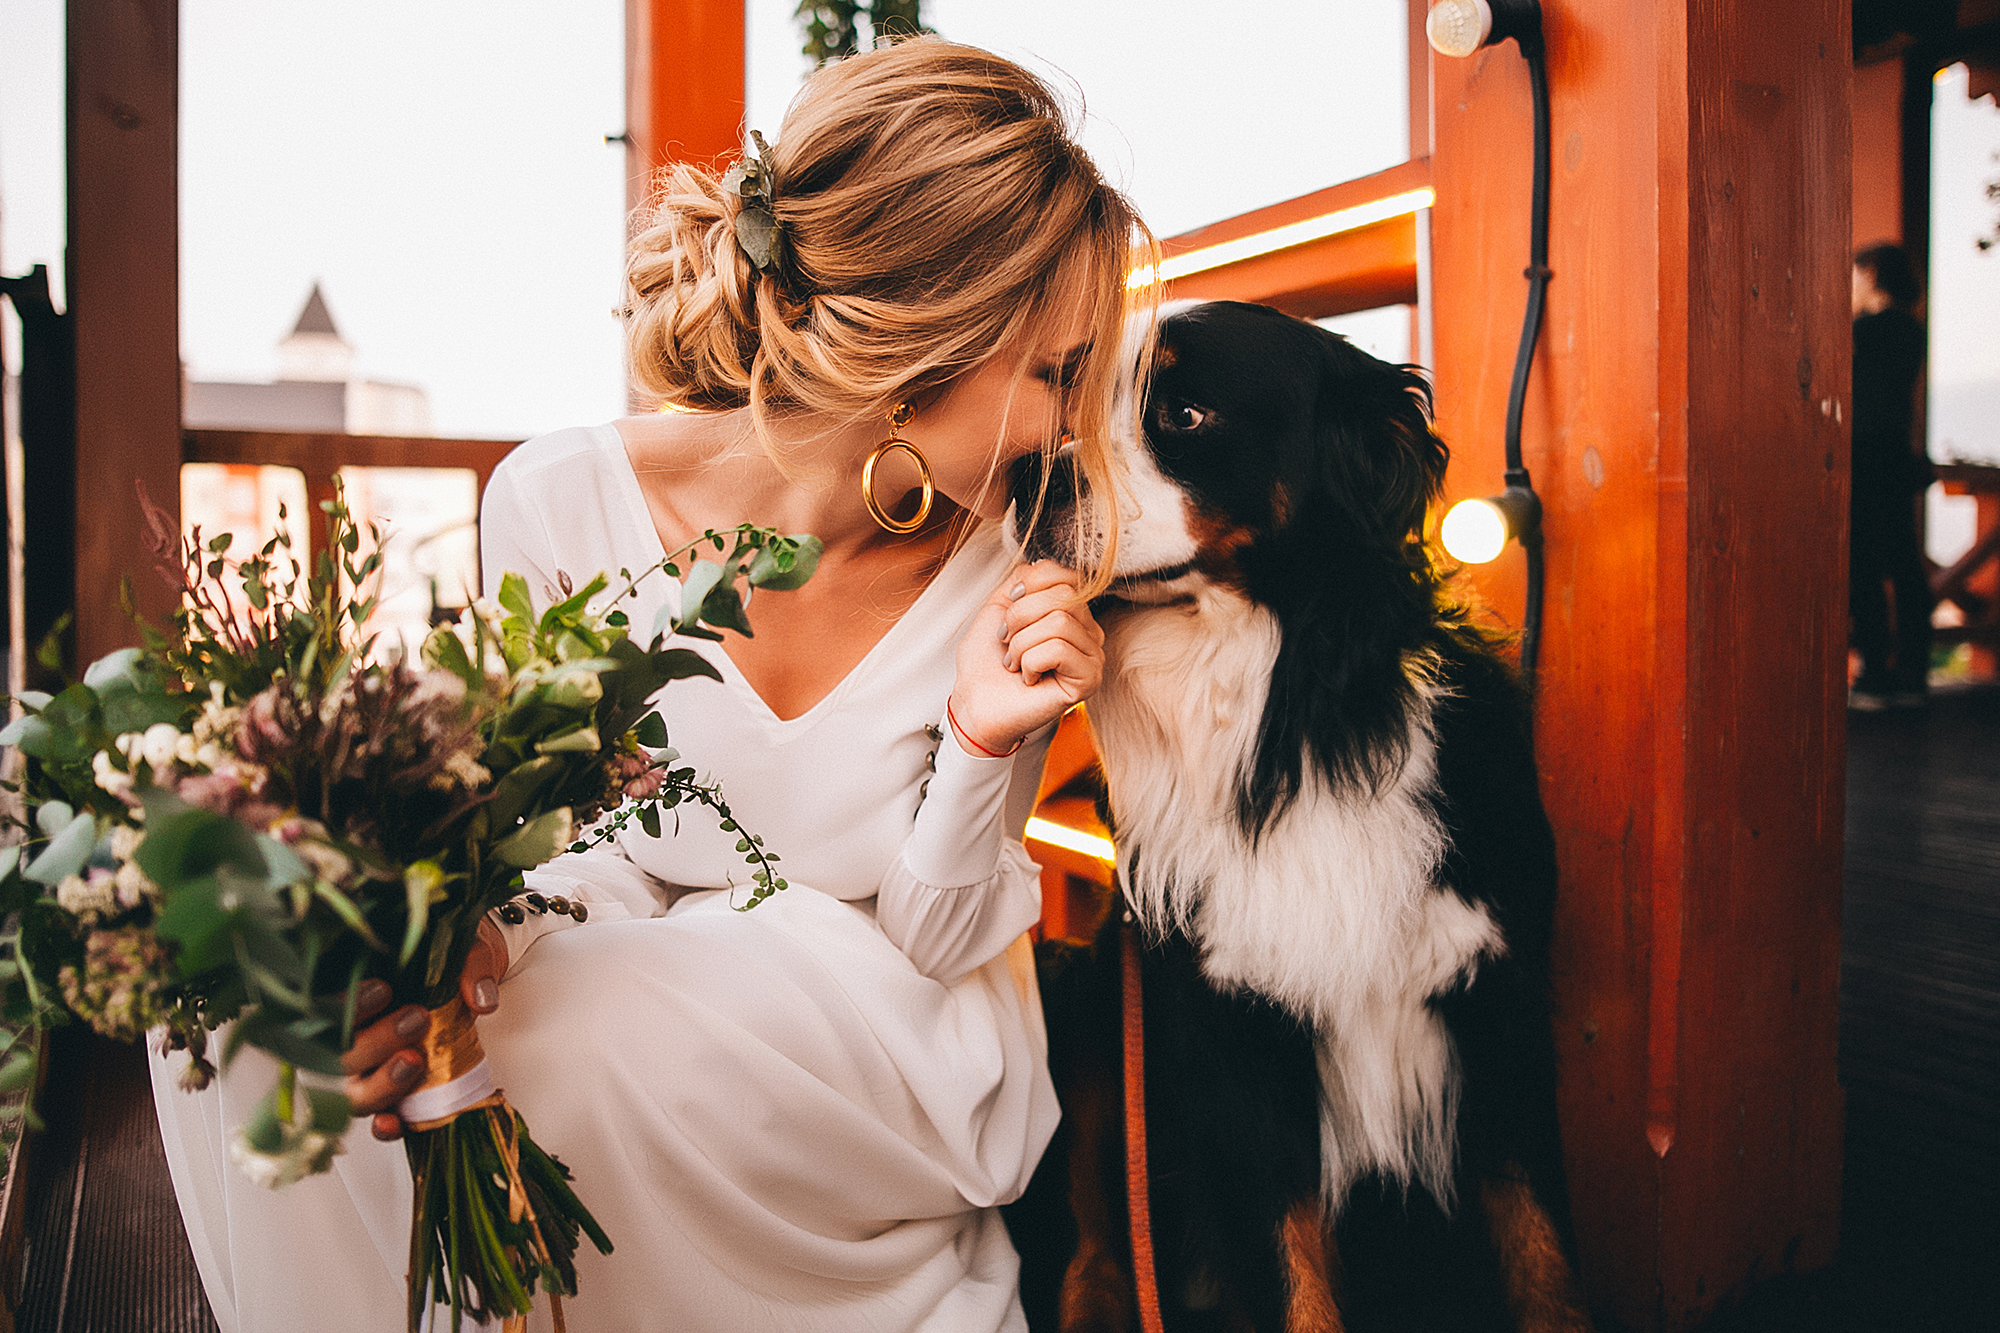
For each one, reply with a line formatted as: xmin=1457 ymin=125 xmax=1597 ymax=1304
xmin=1025 ymin=817 xmax=1117 ymax=864
xmin=1441 ymin=498 xmax=1510 ymax=564
xmin=1129 ymin=188 xmax=1437 ymax=288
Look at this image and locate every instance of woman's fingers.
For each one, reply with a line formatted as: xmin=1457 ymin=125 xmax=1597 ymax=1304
xmin=343 ymin=1040 xmax=426 ymax=1119
xmin=459 ymin=917 xmax=506 ymax=1015
xmin=371 ymin=1112 xmax=404 ymax=1143
xmin=1002 ymin=587 xmax=1103 ymax=647
xmin=1015 ymin=637 xmax=1102 ymax=700
xmin=342 ymin=1001 xmax=429 ymax=1077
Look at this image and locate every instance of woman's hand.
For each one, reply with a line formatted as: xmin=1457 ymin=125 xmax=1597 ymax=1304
xmin=350 ymin=916 xmax=508 ymax=1142
xmin=950 ymin=560 xmax=1105 ymax=754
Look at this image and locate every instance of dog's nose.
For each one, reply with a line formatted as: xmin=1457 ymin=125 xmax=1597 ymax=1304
xmin=1008 ymin=451 xmax=1082 ymax=563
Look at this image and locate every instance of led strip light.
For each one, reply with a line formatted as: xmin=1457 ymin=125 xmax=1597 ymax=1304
xmin=1024 ymin=816 xmax=1117 ymax=864
xmin=1130 ymin=187 xmax=1436 ymax=288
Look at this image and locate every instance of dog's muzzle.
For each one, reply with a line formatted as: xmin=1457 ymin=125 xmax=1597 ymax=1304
xmin=1007 ymin=451 xmax=1085 ymax=565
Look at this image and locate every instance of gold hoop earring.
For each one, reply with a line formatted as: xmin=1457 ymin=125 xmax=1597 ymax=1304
xmin=861 ymin=403 xmax=935 ymax=534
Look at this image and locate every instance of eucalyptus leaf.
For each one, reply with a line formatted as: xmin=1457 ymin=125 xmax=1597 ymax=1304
xmin=423 ymin=622 xmax=479 ymax=689
xmin=497 ymin=572 xmax=535 ymax=627
xmin=0 ymin=846 xmax=18 ymax=880
xmin=494 ymin=807 xmax=575 ymax=869
xmin=23 ymin=811 xmax=96 ymax=885
xmin=632 ymin=713 xmax=669 ymax=749
xmin=534 ymin=726 xmax=601 ymax=756
xmin=16 ymin=690 xmax=51 ymax=711
xmin=0 ymin=713 xmax=51 ymax=754
xmin=82 ymin=648 xmax=147 ymax=691
xmin=34 ymin=801 xmax=75 ymax=839
xmin=700 ymin=582 xmax=755 ymax=638
xmin=746 ymin=535 xmax=823 ymax=591
xmin=677 ymin=561 xmax=726 ymax=632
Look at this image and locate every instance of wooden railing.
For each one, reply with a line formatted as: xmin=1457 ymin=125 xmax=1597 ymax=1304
xmin=182 ymin=429 xmax=521 ymax=539
xmin=1931 ymin=461 xmax=2000 ymax=671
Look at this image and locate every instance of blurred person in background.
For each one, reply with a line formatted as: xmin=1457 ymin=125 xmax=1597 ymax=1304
xmin=1849 ymin=241 xmax=1933 ymax=710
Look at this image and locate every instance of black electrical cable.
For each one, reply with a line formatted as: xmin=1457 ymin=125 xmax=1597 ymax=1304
xmin=1501 ymin=35 xmax=1551 ymax=680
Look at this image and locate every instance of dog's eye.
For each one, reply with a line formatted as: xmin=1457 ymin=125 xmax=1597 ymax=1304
xmin=1156 ymin=402 xmax=1211 ymax=433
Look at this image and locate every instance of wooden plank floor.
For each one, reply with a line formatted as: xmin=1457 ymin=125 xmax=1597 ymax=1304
xmin=1698 ymin=684 xmax=2000 ymax=1333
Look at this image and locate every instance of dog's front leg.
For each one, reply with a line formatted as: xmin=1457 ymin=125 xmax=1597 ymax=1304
xmin=1058 ymin=1068 xmax=1136 ymax=1332
xmin=1478 ymin=1167 xmax=1592 ymax=1333
xmin=1277 ymin=1197 xmax=1345 ymax=1333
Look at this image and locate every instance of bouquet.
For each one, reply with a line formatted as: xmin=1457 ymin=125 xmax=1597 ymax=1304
xmin=0 ymin=485 xmax=818 ymax=1330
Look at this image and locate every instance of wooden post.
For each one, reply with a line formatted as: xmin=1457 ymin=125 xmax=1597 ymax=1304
xmin=67 ymin=0 xmax=182 ymax=666
xmin=624 ymin=0 xmax=747 ymax=219
xmin=1429 ymin=1 xmax=1849 ymax=1326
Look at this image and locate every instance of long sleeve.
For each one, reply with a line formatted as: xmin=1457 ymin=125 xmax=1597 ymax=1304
xmin=873 ymin=721 xmax=1053 ymax=984
xmin=478 ymin=451 xmax=677 ymax=974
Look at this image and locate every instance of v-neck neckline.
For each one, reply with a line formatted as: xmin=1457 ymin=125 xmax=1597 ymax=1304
xmin=602 ymin=423 xmax=990 ymax=729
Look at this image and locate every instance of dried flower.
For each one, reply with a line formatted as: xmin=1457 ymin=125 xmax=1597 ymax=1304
xmin=58 ymin=925 xmax=175 ymax=1041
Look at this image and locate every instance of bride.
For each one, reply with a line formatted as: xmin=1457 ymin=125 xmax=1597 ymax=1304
xmin=151 ymin=36 xmax=1150 ymax=1332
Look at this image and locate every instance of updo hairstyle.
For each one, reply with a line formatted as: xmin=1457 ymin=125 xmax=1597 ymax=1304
xmin=623 ymin=37 xmax=1154 ymax=588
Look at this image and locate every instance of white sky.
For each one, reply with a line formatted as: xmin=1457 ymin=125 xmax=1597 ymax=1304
xmin=3 ymin=1 xmax=1405 ymax=440
xmin=1928 ymin=63 xmax=2000 ymax=466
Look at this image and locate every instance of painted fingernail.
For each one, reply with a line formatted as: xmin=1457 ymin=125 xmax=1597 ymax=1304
xmin=473 ymin=978 xmax=499 ymax=1012
xmin=356 ymin=978 xmax=391 ymax=1012
xmin=1010 ymin=583 xmax=1026 ymax=600
xmin=390 ymin=1052 xmax=424 ymax=1085
xmin=395 ymin=1006 xmax=429 ymax=1039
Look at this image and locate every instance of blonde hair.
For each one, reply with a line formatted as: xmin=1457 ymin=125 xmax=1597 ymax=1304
xmin=623 ymin=36 xmax=1155 ymax=592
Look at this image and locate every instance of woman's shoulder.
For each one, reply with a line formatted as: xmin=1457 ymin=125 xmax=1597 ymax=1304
xmin=488 ymin=422 xmax=628 ymax=501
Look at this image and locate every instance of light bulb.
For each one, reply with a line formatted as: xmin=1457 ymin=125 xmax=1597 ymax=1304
xmin=1441 ymin=497 xmax=1510 ymax=564
xmin=1426 ymin=0 xmax=1494 ymax=58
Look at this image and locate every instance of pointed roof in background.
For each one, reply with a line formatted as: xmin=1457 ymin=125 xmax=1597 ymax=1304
xmin=290 ymin=282 xmax=341 ymax=338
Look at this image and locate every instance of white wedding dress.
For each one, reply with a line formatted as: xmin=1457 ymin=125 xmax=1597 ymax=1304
xmin=150 ymin=423 xmax=1061 ymax=1332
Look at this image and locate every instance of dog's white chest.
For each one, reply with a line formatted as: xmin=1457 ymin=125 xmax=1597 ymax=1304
xmin=1092 ymin=598 xmax=1503 ymax=1206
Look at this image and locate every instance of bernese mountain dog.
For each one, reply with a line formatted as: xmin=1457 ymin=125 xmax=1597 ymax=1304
xmin=1004 ymin=301 xmax=1592 ymax=1332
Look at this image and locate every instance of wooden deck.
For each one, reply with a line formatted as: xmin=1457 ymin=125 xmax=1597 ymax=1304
xmin=1698 ymin=683 xmax=2000 ymax=1332
xmin=6 ymin=688 xmax=1998 ymax=1330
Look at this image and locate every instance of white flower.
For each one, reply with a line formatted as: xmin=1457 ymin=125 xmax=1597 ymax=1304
xmin=113 ymin=858 xmax=156 ymax=909
xmin=92 ymin=750 xmax=135 ymax=799
xmin=56 ymin=868 xmax=118 ymax=921
xmin=228 ymin=1124 xmax=344 ymax=1189
xmin=138 ymin=722 xmax=181 ymax=772
xmin=107 ymin=824 xmax=143 ymax=861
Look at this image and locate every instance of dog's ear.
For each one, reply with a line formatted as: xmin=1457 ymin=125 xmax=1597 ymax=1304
xmin=1303 ymin=334 xmax=1448 ymax=553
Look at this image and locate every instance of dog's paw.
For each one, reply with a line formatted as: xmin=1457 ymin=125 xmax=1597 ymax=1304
xmin=1058 ymin=1239 xmax=1134 ymax=1333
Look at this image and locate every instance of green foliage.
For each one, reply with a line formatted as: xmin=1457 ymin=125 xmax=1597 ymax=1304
xmin=794 ymin=0 xmax=928 ymax=64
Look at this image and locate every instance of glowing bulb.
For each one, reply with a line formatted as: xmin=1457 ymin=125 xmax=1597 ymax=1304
xmin=1426 ymin=0 xmax=1494 ymax=57
xmin=1442 ymin=497 xmax=1510 ymax=564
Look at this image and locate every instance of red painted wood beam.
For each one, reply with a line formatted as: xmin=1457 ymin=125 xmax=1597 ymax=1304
xmin=1431 ymin=1 xmax=1848 ymax=1325
xmin=67 ymin=0 xmax=182 ymax=665
xmin=624 ymin=0 xmax=747 ymax=219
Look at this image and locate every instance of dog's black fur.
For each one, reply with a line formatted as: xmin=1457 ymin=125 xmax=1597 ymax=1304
xmin=1003 ymin=302 xmax=1584 ymax=1332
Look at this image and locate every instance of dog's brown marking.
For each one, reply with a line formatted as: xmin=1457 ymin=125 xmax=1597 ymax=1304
xmin=1189 ymin=503 xmax=1258 ymax=590
xmin=1271 ymin=479 xmax=1295 ymax=528
xmin=1478 ymin=1169 xmax=1592 ymax=1333
xmin=1058 ymin=1069 xmax=1134 ymax=1332
xmin=1278 ymin=1197 xmax=1345 ymax=1333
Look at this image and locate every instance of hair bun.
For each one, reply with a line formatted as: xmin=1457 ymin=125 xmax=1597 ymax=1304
xmin=624 ymin=162 xmax=766 ymax=410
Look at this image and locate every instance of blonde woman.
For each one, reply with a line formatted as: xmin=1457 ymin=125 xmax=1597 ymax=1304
xmin=152 ymin=37 xmax=1148 ymax=1332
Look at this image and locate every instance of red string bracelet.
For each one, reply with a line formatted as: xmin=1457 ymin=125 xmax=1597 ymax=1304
xmin=946 ymin=698 xmax=1022 ymax=759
